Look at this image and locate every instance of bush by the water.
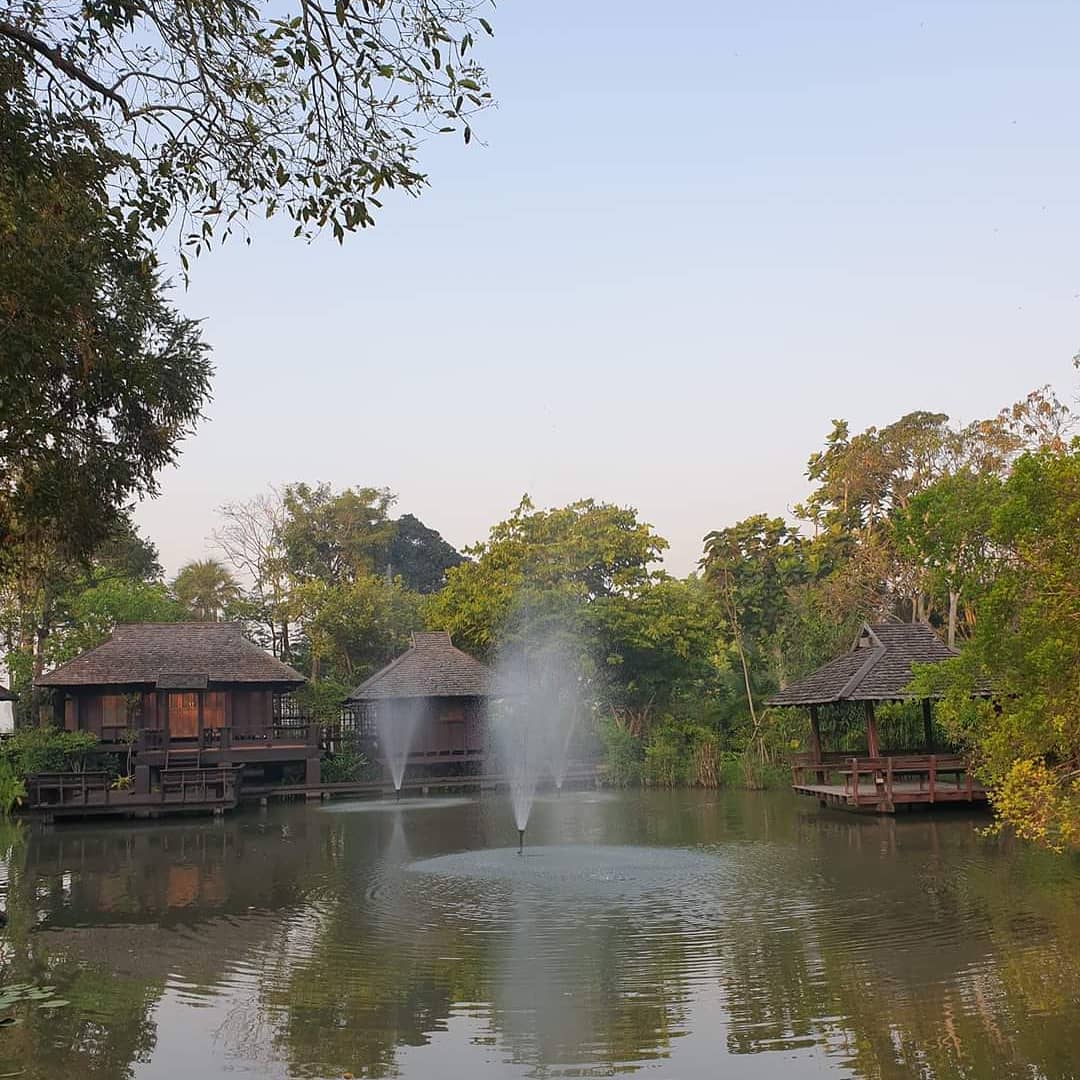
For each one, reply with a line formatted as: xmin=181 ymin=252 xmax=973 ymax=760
xmin=598 ymin=715 xmax=790 ymax=790
xmin=320 ymin=747 xmax=375 ymax=784
xmin=0 ymin=728 xmax=99 ymax=779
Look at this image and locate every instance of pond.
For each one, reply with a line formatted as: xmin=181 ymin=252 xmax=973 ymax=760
xmin=1 ymin=789 xmax=1078 ymax=1079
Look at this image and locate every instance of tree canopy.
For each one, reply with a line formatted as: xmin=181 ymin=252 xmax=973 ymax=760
xmin=0 ymin=63 xmax=211 ymax=567
xmin=0 ymin=0 xmax=494 ymax=258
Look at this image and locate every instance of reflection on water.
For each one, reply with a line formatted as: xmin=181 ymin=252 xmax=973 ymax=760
xmin=1 ymin=791 xmax=1078 ymax=1079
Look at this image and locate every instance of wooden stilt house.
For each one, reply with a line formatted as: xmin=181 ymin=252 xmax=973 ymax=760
xmin=33 ymin=623 xmax=317 ymax=817
xmin=771 ymin=621 xmax=988 ymax=813
xmin=345 ymin=631 xmax=493 ymax=779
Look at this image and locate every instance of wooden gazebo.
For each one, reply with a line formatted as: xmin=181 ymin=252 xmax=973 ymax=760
xmin=770 ymin=622 xmax=987 ymax=813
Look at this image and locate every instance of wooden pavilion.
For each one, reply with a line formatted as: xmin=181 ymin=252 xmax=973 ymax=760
xmin=770 ymin=621 xmax=987 ymax=813
xmin=345 ymin=631 xmax=493 ymax=779
xmin=33 ymin=622 xmax=318 ymax=817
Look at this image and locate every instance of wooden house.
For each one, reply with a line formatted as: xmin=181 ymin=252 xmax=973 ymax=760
xmin=33 ymin=623 xmax=318 ymax=816
xmin=345 ymin=631 xmax=493 ymax=776
xmin=771 ymin=621 xmax=988 ymax=813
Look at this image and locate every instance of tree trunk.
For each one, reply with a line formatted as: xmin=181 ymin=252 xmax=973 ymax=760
xmin=947 ymin=589 xmax=959 ymax=649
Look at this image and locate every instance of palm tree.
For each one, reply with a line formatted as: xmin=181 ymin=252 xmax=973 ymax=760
xmin=172 ymin=559 xmax=241 ymax=621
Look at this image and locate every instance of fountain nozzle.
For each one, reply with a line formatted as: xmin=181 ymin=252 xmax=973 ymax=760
xmin=396 ymin=786 xmax=401 ymax=802
xmin=517 ymin=827 xmax=525 ymax=855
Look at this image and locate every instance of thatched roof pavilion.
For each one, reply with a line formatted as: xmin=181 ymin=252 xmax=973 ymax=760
xmin=770 ymin=622 xmax=987 ymax=812
xmin=346 ymin=631 xmax=493 ymax=768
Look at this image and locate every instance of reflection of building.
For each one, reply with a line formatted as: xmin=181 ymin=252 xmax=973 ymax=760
xmin=345 ymin=632 xmax=493 ymax=777
xmin=772 ymin=622 xmax=988 ymax=812
xmin=32 ymin=623 xmax=318 ymax=816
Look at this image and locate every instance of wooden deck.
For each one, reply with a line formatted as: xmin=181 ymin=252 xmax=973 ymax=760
xmin=24 ymin=768 xmax=241 ymax=820
xmin=241 ymin=762 xmax=601 ymax=803
xmin=791 ymin=754 xmax=987 ymax=814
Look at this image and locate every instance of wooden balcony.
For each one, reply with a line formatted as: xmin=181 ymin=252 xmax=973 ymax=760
xmin=791 ymin=753 xmax=987 ymax=814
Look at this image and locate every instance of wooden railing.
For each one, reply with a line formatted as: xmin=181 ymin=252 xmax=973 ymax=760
xmin=793 ymin=754 xmax=977 ymax=807
xmin=24 ymin=767 xmax=240 ymax=810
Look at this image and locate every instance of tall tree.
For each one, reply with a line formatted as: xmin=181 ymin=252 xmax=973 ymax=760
xmin=215 ymin=489 xmax=294 ymax=657
xmin=387 ymin=513 xmax=463 ymax=594
xmin=172 ymin=559 xmax=240 ymax=621
xmin=911 ymin=443 xmax=1080 ymax=850
xmin=426 ymin=496 xmax=668 ymax=655
xmin=0 ymin=0 xmax=494 ymax=260
xmin=0 ymin=62 xmax=212 ymax=570
xmin=281 ymin=483 xmax=397 ymax=585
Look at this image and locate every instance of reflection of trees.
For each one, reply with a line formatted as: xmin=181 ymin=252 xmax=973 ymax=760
xmin=1 ymin=794 xmax=1078 ymax=1079
xmin=715 ymin=811 xmax=1080 ymax=1078
xmin=259 ymin=810 xmax=700 ymax=1077
xmin=489 ymin=896 xmax=692 ymax=1071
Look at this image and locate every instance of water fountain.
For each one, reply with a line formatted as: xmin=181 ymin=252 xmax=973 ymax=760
xmin=376 ymin=699 xmax=423 ymax=797
xmin=491 ymin=632 xmax=583 ymax=852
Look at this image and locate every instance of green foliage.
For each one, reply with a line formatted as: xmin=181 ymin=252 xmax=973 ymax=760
xmin=910 ymin=443 xmax=1080 ymax=850
xmin=0 ymin=65 xmax=212 ymax=568
xmin=388 ymin=513 xmax=465 ymax=594
xmin=427 ymin=495 xmax=668 ymax=655
xmin=0 ymin=1 xmax=495 ymax=260
xmin=0 ymin=728 xmax=99 ymax=779
xmin=0 ymin=759 xmax=26 ymax=815
xmin=296 ymin=574 xmax=422 ymax=684
xmin=45 ymin=576 xmax=185 ymax=665
xmin=172 ymin=559 xmax=241 ymax=621
xmin=321 ymin=747 xmax=373 ymax=785
xmin=282 ymin=484 xmax=398 ymax=586
xmin=597 ymin=718 xmax=643 ymax=788
xmin=296 ymin=678 xmax=352 ymax=727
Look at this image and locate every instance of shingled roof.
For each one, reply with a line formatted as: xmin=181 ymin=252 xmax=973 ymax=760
xmin=36 ymin=623 xmax=304 ymax=688
xmin=768 ymin=622 xmax=957 ymax=707
xmin=347 ymin=631 xmax=492 ymax=702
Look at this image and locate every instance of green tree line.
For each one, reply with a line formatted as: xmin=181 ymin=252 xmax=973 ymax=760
xmin=3 ymin=382 xmax=1075 ymax=849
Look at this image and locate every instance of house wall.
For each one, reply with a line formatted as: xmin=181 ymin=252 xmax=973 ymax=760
xmin=59 ymin=686 xmax=284 ymax=742
xmin=376 ymin=696 xmax=487 ymax=754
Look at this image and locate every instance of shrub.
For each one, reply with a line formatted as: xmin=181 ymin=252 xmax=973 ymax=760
xmin=321 ymin=747 xmax=373 ymax=784
xmin=0 ymin=760 xmax=27 ymax=816
xmin=643 ymin=726 xmax=688 ymax=788
xmin=597 ymin=718 xmax=643 ymax=787
xmin=0 ymin=727 xmax=100 ymax=779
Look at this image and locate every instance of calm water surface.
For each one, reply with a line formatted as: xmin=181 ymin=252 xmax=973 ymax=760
xmin=2 ymin=790 xmax=1079 ymax=1079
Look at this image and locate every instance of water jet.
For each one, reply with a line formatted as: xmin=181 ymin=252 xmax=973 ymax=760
xmin=517 ymin=827 xmax=525 ymax=855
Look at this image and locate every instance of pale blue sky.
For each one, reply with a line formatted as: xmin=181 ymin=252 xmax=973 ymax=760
xmin=137 ymin=0 xmax=1079 ymax=577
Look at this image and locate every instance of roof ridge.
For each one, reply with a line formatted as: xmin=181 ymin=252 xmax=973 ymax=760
xmin=837 ymin=645 xmax=886 ymax=700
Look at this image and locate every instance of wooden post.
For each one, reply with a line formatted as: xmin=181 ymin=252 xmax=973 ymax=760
xmin=197 ymin=692 xmax=205 ymax=749
xmin=864 ymin=700 xmax=880 ymax=759
xmin=850 ymin=757 xmax=860 ymax=806
xmin=929 ymin=755 xmax=936 ymax=803
xmin=922 ymin=699 xmax=934 ymax=752
xmin=809 ymin=705 xmax=825 ymax=783
xmin=886 ymin=756 xmax=894 ymax=808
